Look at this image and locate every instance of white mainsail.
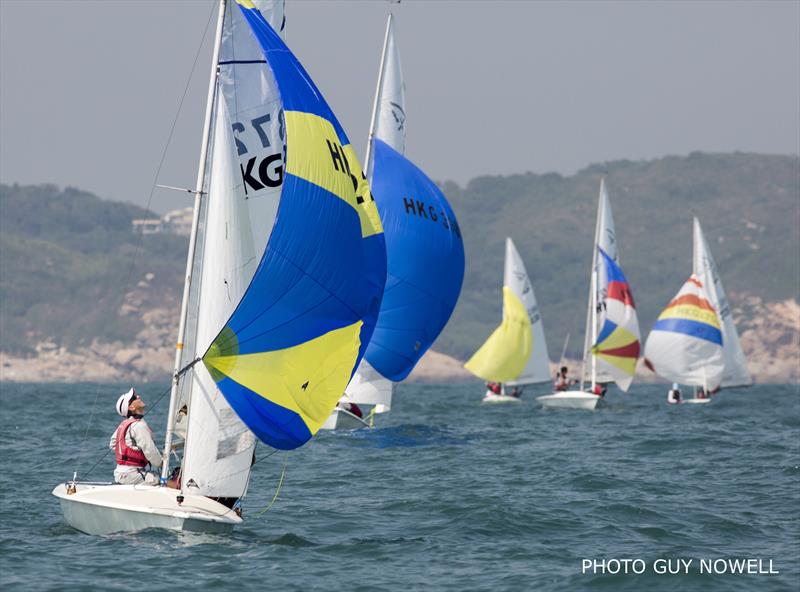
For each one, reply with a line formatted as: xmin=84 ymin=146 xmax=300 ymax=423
xmin=180 ymin=0 xmax=285 ymax=498
xmin=370 ymin=13 xmax=405 ymax=160
xmin=692 ymin=218 xmax=751 ymax=387
xmin=344 ymin=13 xmax=405 ymax=414
xmin=504 ymin=238 xmax=551 ymax=386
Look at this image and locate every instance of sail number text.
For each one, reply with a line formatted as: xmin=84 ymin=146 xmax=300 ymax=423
xmin=233 ymin=110 xmax=284 ymax=196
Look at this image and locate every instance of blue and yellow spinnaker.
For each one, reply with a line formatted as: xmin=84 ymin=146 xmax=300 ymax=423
xmin=364 ymin=139 xmax=465 ymax=382
xmin=203 ymin=1 xmax=387 ymax=450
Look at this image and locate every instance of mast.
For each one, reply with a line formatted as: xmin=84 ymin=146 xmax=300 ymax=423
xmin=590 ymin=259 xmax=598 ymax=390
xmin=580 ymin=178 xmax=604 ymax=392
xmin=160 ymin=0 xmax=227 ymax=484
xmin=364 ymin=12 xmax=393 ymax=176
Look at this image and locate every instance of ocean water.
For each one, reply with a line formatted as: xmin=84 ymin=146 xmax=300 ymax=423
xmin=0 ymin=382 xmax=798 ymax=591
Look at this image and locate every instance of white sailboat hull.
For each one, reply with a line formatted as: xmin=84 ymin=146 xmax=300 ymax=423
xmin=481 ymin=390 xmax=522 ymax=404
xmin=52 ymin=483 xmax=241 ymax=536
xmin=682 ymin=398 xmax=712 ymax=405
xmin=536 ymin=390 xmax=603 ymax=410
xmin=319 ymin=407 xmax=371 ymax=431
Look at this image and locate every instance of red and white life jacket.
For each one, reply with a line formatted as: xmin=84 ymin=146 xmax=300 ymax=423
xmin=114 ymin=417 xmax=148 ymax=467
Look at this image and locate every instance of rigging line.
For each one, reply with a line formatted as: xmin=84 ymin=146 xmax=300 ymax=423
xmin=72 ymin=3 xmax=217 ymax=477
xmin=256 ymin=452 xmax=288 ymax=516
xmin=75 ymin=381 xmax=174 ymax=480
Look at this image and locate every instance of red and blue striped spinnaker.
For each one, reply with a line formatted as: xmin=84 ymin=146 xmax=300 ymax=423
xmin=644 ymin=275 xmax=725 ymax=389
xmin=591 ymin=247 xmax=641 ymax=391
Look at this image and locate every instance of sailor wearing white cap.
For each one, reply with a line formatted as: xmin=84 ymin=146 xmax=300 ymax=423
xmin=108 ymin=388 xmax=163 ymax=485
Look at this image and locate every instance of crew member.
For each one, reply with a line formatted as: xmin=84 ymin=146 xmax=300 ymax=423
xmin=555 ymin=367 xmax=576 ymax=391
xmin=109 ymin=388 xmax=163 ymax=485
xmin=337 ymin=400 xmax=363 ymax=418
xmin=667 ymin=383 xmax=682 ymax=404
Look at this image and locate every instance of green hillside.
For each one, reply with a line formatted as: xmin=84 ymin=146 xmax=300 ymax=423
xmin=1 ymin=152 xmax=798 ymax=362
xmin=438 ymin=152 xmax=799 ymax=361
xmin=0 ymin=184 xmax=186 ymax=354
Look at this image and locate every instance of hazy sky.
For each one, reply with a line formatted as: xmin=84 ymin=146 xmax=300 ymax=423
xmin=1 ymin=0 xmax=798 ymax=213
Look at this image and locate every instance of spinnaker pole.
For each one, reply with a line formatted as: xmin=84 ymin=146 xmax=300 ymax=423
xmin=161 ymin=0 xmax=227 ymax=484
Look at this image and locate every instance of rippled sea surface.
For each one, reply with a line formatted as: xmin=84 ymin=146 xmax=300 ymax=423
xmin=1 ymin=382 xmax=798 ymax=591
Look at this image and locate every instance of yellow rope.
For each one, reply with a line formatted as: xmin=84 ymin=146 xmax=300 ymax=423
xmin=256 ymin=452 xmax=288 ymax=516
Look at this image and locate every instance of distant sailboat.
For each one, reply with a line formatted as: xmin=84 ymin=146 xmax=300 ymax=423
xmin=465 ymin=238 xmax=551 ymax=403
xmin=537 ymin=179 xmax=641 ymax=410
xmin=323 ymin=11 xmax=465 ymax=429
xmin=644 ymin=276 xmax=724 ymax=403
xmin=644 ymin=217 xmax=750 ymax=403
xmin=53 ymin=0 xmax=386 ymax=534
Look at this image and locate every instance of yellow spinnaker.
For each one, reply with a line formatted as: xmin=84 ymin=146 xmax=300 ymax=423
xmin=204 ymin=321 xmax=363 ymax=435
xmin=464 ymin=287 xmax=532 ymax=382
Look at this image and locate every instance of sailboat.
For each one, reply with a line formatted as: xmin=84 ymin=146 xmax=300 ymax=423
xmin=464 ymin=238 xmax=551 ymax=403
xmin=322 ymin=11 xmax=465 ymax=429
xmin=644 ymin=276 xmax=724 ymax=404
xmin=53 ymin=0 xmax=386 ymax=535
xmin=537 ymin=179 xmax=641 ymax=410
xmin=644 ymin=217 xmax=751 ymax=403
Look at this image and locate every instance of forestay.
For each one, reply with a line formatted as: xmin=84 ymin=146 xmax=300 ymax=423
xmin=504 ymin=238 xmax=551 ymax=386
xmin=181 ymin=0 xmax=286 ymax=500
xmin=644 ymin=276 xmax=725 ymax=390
xmin=344 ymin=13 xmax=464 ymax=411
xmin=201 ymin=0 xmax=386 ymax=450
xmin=692 ymin=218 xmax=751 ymax=387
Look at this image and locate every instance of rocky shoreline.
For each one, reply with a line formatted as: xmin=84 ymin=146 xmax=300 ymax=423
xmin=2 ymin=297 xmax=798 ymax=385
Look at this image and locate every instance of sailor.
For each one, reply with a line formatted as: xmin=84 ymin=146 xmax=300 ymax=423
xmin=667 ymin=383 xmax=682 ymax=404
xmin=337 ymin=400 xmax=363 ymax=418
xmin=486 ymin=382 xmax=502 ymax=395
xmin=509 ymin=386 xmax=522 ymax=398
xmin=592 ymin=383 xmax=608 ymax=398
xmin=554 ymin=366 xmax=575 ymax=391
xmin=109 ymin=388 xmax=162 ymax=485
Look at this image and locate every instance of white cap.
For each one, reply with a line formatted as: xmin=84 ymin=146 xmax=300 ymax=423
xmin=116 ymin=388 xmax=136 ymax=417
